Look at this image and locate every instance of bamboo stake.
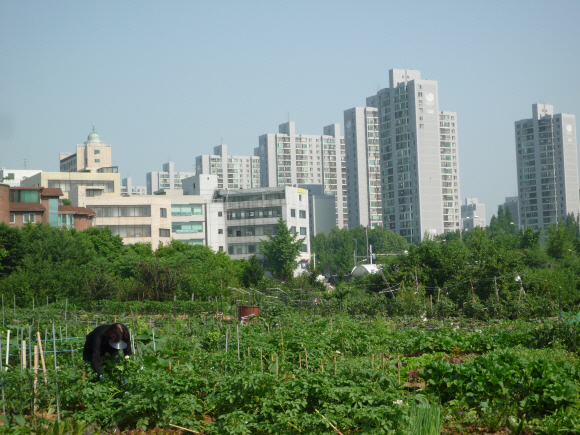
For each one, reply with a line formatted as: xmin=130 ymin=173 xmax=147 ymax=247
xmin=430 ymin=295 xmax=433 ymax=311
xmin=371 ymin=353 xmax=374 ymax=369
xmin=0 ymin=332 xmax=4 ymax=415
xmin=299 ymin=353 xmax=302 ymax=369
xmin=305 ymin=348 xmax=308 ymax=370
xmin=469 ymin=278 xmax=476 ymax=304
xmin=168 ymin=423 xmax=200 ymax=434
xmin=81 ymin=372 xmax=86 ymax=383
xmin=397 ymin=355 xmax=401 ymax=386
xmin=320 ymin=358 xmax=324 ymax=373
xmin=33 ymin=345 xmax=39 ymax=397
xmin=334 ymin=355 xmax=337 ymax=375
xmin=280 ymin=328 xmax=284 ymax=360
xmin=248 ymin=347 xmax=250 ymax=359
xmin=260 ymin=348 xmax=263 ymax=373
xmin=36 ymin=332 xmax=48 ymax=385
xmin=22 ymin=340 xmax=26 ymax=370
xmin=52 ymin=324 xmax=60 ymax=421
xmin=275 ymin=354 xmax=278 ymax=376
xmin=70 ymin=344 xmax=75 ymax=366
xmin=315 ymin=409 xmax=342 ymax=435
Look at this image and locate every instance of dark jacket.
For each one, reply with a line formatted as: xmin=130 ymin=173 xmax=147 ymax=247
xmin=82 ymin=324 xmax=132 ymax=376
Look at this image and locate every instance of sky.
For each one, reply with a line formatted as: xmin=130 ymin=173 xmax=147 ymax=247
xmin=1 ymin=0 xmax=580 ymax=224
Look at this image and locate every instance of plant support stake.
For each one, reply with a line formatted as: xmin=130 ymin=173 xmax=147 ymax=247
xmin=52 ymin=324 xmax=60 ymax=421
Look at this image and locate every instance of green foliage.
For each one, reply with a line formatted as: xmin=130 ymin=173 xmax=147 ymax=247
xmin=239 ymin=254 xmax=264 ymax=288
xmin=259 ymin=217 xmax=304 ymax=281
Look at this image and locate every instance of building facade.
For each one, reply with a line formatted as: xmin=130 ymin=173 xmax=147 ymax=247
xmin=515 ymin=103 xmax=579 ymax=230
xmin=0 ymin=184 xmax=95 ymax=229
xmin=256 ymin=121 xmax=347 ymax=229
xmin=60 ymin=127 xmax=112 ymax=172
xmin=121 ymin=177 xmax=147 ymax=196
xmin=216 ymin=186 xmax=310 ymax=264
xmin=364 ymin=69 xmax=461 ymax=242
xmin=73 ymin=186 xmax=172 ymax=247
xmin=21 ymin=170 xmax=121 ymax=200
xmin=195 ymin=144 xmax=260 ymax=190
xmin=503 ymin=196 xmax=521 ymax=231
xmin=344 ymin=107 xmax=382 ymax=228
xmin=299 ymin=184 xmax=336 ymax=236
xmin=0 ymin=168 xmax=42 ymax=187
xmin=146 ymin=162 xmax=195 ymax=195
xmin=461 ymin=198 xmax=486 ymax=231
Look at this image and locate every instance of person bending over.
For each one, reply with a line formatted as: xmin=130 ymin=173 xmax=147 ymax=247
xmin=83 ymin=323 xmax=132 ymax=380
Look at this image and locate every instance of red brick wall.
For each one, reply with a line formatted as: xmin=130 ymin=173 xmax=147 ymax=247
xmin=0 ymin=184 xmax=9 ymax=224
xmin=10 ymin=212 xmax=44 ymax=227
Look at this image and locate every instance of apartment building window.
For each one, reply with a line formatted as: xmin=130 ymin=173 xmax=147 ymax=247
xmin=291 ymin=226 xmax=296 ymax=234
xmin=97 ymin=225 xmax=151 ymax=238
xmin=218 ymin=212 xmax=223 ymax=217
xmin=218 ymin=229 xmax=223 ymax=234
xmin=95 ymin=159 xmax=100 ymax=163
xmin=94 ymin=150 xmax=100 ymax=154
xmin=91 ymin=206 xmax=151 ymax=217
xmin=9 ymin=213 xmax=15 ymax=224
xmin=219 ymin=246 xmax=223 ymax=251
xmin=24 ymin=213 xmax=36 ymax=223
xmin=291 ymin=209 xmax=296 ymax=217
xmin=299 ymin=210 xmax=306 ymax=218
xmin=301 ymin=244 xmax=308 ymax=252
xmin=160 ymin=208 xmax=167 ymax=218
xmin=159 ymin=228 xmax=170 ymax=237
xmin=300 ymin=227 xmax=307 ymax=235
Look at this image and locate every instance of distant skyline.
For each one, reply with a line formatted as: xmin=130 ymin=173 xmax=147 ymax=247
xmin=1 ymin=0 xmax=579 ymax=224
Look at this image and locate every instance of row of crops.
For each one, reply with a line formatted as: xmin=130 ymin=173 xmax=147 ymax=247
xmin=3 ymin=299 xmax=580 ymax=434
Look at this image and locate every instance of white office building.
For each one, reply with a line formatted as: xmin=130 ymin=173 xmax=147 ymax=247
xmin=146 ymin=162 xmax=195 ymax=195
xmin=461 ymin=198 xmax=486 ymax=231
xmin=515 ymin=104 xmax=579 ymax=230
xmin=364 ymin=69 xmax=461 ymax=242
xmin=256 ymin=121 xmax=347 ymax=228
xmin=195 ymin=144 xmax=260 ymax=190
xmin=0 ymin=168 xmax=42 ymax=187
xmin=344 ymin=107 xmax=382 ymax=228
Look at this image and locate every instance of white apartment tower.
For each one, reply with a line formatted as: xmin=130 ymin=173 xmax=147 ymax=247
xmin=365 ymin=69 xmax=461 ymax=242
xmin=515 ymin=104 xmax=579 ymax=230
xmin=344 ymin=107 xmax=382 ymax=228
xmin=195 ymin=144 xmax=260 ymax=190
xmin=256 ymin=122 xmax=347 ymax=228
xmin=146 ymin=162 xmax=195 ymax=195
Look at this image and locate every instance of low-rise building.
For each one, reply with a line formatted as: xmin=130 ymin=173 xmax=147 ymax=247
xmin=0 ymin=184 xmax=95 ymax=229
xmin=73 ymin=186 xmax=172 ymax=247
xmin=21 ymin=170 xmax=121 ymax=200
xmin=0 ymin=168 xmax=42 ymax=187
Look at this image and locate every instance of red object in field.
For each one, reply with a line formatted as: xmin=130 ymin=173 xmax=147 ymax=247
xmin=238 ymin=306 xmax=260 ymax=325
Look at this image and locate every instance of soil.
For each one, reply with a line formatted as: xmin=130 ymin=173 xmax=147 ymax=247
xmin=442 ymin=424 xmax=535 ymax=434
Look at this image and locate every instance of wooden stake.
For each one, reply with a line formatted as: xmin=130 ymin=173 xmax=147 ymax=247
xmin=33 ymin=345 xmax=39 ymax=396
xmin=168 ymin=424 xmax=200 ymax=434
xmin=70 ymin=344 xmax=75 ymax=366
xmin=305 ymin=348 xmax=309 ymax=370
xmin=320 ymin=358 xmax=324 ymax=373
xmin=371 ymin=353 xmax=374 ymax=369
xmin=430 ymin=295 xmax=433 ymax=311
xmin=397 ymin=355 xmax=401 ymax=385
xmin=36 ymin=332 xmax=48 ymax=386
xmin=280 ymin=328 xmax=284 ymax=360
xmin=315 ymin=409 xmax=342 ymax=435
xmin=334 ymin=355 xmax=337 ymax=375
xmin=81 ymin=372 xmax=86 ymax=383
xmin=260 ymin=348 xmax=263 ymax=373
xmin=22 ymin=340 xmax=26 ymax=370
xmin=299 ymin=353 xmax=302 ymax=369
xmin=275 ymin=354 xmax=278 ymax=376
xmin=247 ymin=347 xmax=250 ymax=359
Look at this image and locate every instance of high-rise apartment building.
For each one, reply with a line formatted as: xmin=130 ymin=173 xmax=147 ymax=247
xmin=195 ymin=145 xmax=260 ymax=190
xmin=503 ymin=196 xmax=521 ymax=231
xmin=344 ymin=107 xmax=382 ymax=228
xmin=515 ymin=104 xmax=579 ymax=230
xmin=461 ymin=198 xmax=486 ymax=231
xmin=60 ymin=127 xmax=113 ymax=172
xmin=256 ymin=122 xmax=347 ymax=228
xmin=146 ymin=162 xmax=195 ymax=195
xmin=121 ymin=177 xmax=146 ymax=196
xmin=364 ymin=69 xmax=461 ymax=242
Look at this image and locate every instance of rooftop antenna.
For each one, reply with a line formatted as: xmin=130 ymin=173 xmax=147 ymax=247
xmin=23 ymin=146 xmax=29 ymax=169
xmin=287 ymin=113 xmax=290 ymax=122
xmin=377 ymin=84 xmax=380 ymax=92
xmin=92 ymin=124 xmax=95 ymax=133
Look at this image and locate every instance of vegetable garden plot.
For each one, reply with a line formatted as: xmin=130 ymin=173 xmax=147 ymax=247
xmin=2 ymin=306 xmax=580 ymax=434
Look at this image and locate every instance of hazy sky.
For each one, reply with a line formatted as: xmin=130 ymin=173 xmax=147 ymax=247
xmin=2 ymin=0 xmax=579 ymax=223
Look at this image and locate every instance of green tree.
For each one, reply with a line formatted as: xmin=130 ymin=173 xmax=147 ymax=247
xmin=240 ymin=254 xmax=264 ymax=288
xmin=259 ymin=217 xmax=304 ymax=281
